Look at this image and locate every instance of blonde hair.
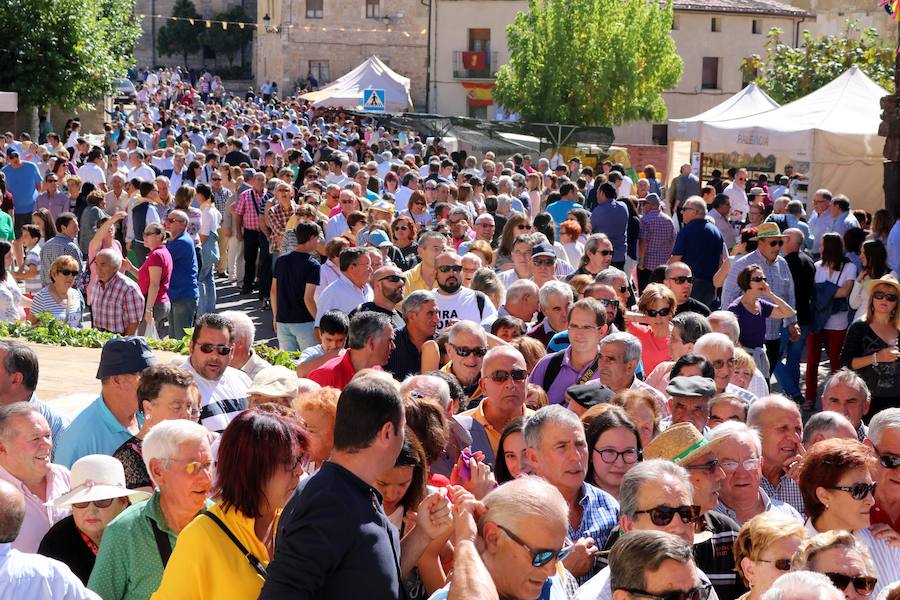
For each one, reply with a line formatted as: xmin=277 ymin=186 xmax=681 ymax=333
xmin=509 ymin=336 xmax=547 ymax=373
xmin=49 ymin=255 xmax=79 ymax=283
xmin=732 ymin=347 xmax=755 ymax=374
xmin=733 ymin=512 xmax=807 ymax=585
xmin=866 ymin=281 xmax=900 ymax=329
xmin=792 ymin=530 xmax=876 ymax=577
xmin=293 ymin=386 xmax=340 ymax=425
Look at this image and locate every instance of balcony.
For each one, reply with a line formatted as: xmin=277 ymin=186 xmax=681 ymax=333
xmin=453 ymin=51 xmax=498 ymax=79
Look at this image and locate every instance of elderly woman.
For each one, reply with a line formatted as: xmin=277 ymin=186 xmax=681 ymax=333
xmin=612 ymin=389 xmax=661 ymax=447
xmin=626 ymin=283 xmax=677 ymax=374
xmin=732 ymin=512 xmax=808 ymax=600
xmin=402 ymin=190 xmax=432 ymax=226
xmin=645 ymin=311 xmax=711 ymax=396
xmin=585 ymin=405 xmax=642 ymax=500
xmin=29 ymin=255 xmax=84 ymax=328
xmin=792 ymin=530 xmax=880 ymax=600
xmin=293 ymin=386 xmax=339 ymax=475
xmin=152 ymin=410 xmax=307 ymax=599
xmin=39 ymin=455 xmax=150 ymax=584
xmin=0 ymin=240 xmax=23 ymax=322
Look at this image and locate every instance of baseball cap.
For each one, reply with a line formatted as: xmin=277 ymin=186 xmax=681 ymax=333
xmin=96 ymin=337 xmax=159 ymax=379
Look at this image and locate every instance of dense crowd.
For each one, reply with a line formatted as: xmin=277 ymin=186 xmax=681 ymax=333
xmin=0 ymin=66 xmax=899 ymax=600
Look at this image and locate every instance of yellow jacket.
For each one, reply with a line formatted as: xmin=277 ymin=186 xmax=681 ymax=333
xmin=151 ymin=502 xmax=274 ymax=600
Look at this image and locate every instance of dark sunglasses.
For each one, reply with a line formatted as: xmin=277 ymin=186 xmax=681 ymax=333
xmin=619 ymin=583 xmax=712 ymax=600
xmin=683 ymin=459 xmax=719 ymax=474
xmin=873 ymin=291 xmax=899 ymax=302
xmin=58 ymin=269 xmax=79 ymax=277
xmin=438 ymin=265 xmax=463 ymax=273
xmin=633 ymin=504 xmax=701 ymax=526
xmin=827 ymin=481 xmax=876 ymax=501
xmin=750 ymin=275 xmax=767 ymax=282
xmin=593 ymin=249 xmax=613 ymax=256
xmin=669 ymin=275 xmax=693 ymax=284
xmin=874 ymin=445 xmax=900 ymax=469
xmin=646 ymin=307 xmax=671 ymax=318
xmin=598 ymin=298 xmax=620 ymax=309
xmin=489 ymin=369 xmax=528 ymax=383
xmin=532 ymin=257 xmax=556 ymax=267
xmin=516 ymin=224 xmax=532 ymax=230
xmin=767 ymin=240 xmax=784 ymax=247
xmin=756 ymin=558 xmax=792 ymax=571
xmin=379 ymin=275 xmax=404 ymax=283
xmin=823 ymin=573 xmax=878 ymax=595
xmin=198 ymin=343 xmax=232 ymax=356
xmin=393 ymin=225 xmax=409 ymax=231
xmin=496 ymin=524 xmax=572 ymax=568
xmin=72 ymin=498 xmax=115 ymax=509
xmin=450 ymin=344 xmax=488 ymax=358
xmin=618 ymin=285 xmax=628 ymax=293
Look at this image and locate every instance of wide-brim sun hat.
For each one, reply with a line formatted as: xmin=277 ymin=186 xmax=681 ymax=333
xmin=750 ymin=222 xmax=787 ymax=241
xmin=46 ymin=455 xmax=151 ymax=508
xmin=248 ymin=365 xmax=300 ymax=398
xmin=643 ymin=422 xmax=725 ymax=465
xmin=864 ymin=274 xmax=900 ymax=297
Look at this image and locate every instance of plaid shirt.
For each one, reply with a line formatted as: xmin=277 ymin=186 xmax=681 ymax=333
xmin=211 ymin=187 xmax=232 ymax=214
xmin=267 ymin=202 xmax=295 ymax=251
xmin=234 ymin=188 xmax=268 ymax=231
xmin=570 ymin=483 xmax=619 ymax=585
xmin=639 ymin=209 xmax=676 ymax=269
xmin=760 ymin=472 xmax=805 ymax=517
xmin=91 ymin=272 xmax=144 ymax=334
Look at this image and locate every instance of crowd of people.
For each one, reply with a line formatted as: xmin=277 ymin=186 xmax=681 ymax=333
xmin=0 ymin=68 xmax=899 ymax=600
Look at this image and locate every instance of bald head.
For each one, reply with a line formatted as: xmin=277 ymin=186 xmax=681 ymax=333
xmin=0 ymin=479 xmax=25 ymax=543
xmin=747 ymin=394 xmax=800 ymax=427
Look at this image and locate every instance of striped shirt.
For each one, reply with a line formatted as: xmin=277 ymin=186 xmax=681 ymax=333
xmin=211 ymin=187 xmax=232 ymax=214
xmin=858 ymin=527 xmax=900 ymax=598
xmin=40 ymin=235 xmax=82 ymax=287
xmin=181 ymin=360 xmax=250 ymax=433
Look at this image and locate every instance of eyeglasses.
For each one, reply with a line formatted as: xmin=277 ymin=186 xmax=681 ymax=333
xmin=597 ymin=298 xmax=620 ymax=309
xmin=767 ymin=240 xmax=784 ymax=247
xmin=617 ymin=285 xmax=628 ymax=293
xmin=197 ymin=343 xmax=233 ymax=356
xmin=495 ymin=524 xmax=572 ymax=567
xmin=379 ymin=274 xmax=404 ymax=283
xmin=450 ymin=344 xmax=488 ymax=358
xmin=72 ymin=498 xmax=116 ymax=509
xmin=166 ymin=458 xmax=214 ymax=475
xmin=750 ymin=275 xmax=767 ymax=282
xmin=873 ymin=291 xmax=899 ymax=302
xmin=668 ymin=275 xmax=693 ymax=284
xmin=618 ymin=583 xmax=712 ymax=600
xmin=873 ymin=444 xmax=900 ymax=469
xmin=516 ymin=224 xmax=532 ymax=230
xmin=710 ymin=357 xmax=737 ymax=370
xmin=646 ymin=307 xmax=671 ymax=318
xmin=165 ymin=217 xmax=185 ymax=224
xmin=489 ymin=369 xmax=528 ymax=383
xmin=756 ymin=558 xmax=792 ymax=571
xmin=211 ymin=177 xmax=222 ymax=181
xmin=633 ymin=504 xmax=701 ymax=526
xmin=823 ymin=573 xmax=878 ymax=595
xmin=593 ymin=447 xmax=641 ymax=464
xmin=683 ymin=459 xmax=719 ymax=474
xmin=719 ymin=458 xmax=760 ymax=473
xmin=58 ymin=269 xmax=79 ymax=277
xmin=438 ymin=265 xmax=463 ymax=273
xmin=827 ymin=481 xmax=876 ymax=501
xmin=532 ymin=257 xmax=556 ymax=267
xmin=593 ymin=249 xmax=614 ymax=256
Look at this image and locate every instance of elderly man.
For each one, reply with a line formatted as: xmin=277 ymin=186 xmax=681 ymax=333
xmin=54 ymin=337 xmax=157 ymax=468
xmin=637 ymin=193 xmax=676 ymax=292
xmin=457 ymin=213 xmax=496 ymax=254
xmin=163 ymin=209 xmax=199 ymax=338
xmin=866 ymin=408 xmax=900 ymax=532
xmin=708 ymin=421 xmax=802 ymax=525
xmin=664 ymin=262 xmax=711 ymax=317
xmin=607 ymin=531 xmax=708 ymax=600
xmin=460 ymin=253 xmax=483 ymax=288
xmin=761 ymin=571 xmax=843 ymax=600
xmin=387 ymin=291 xmax=439 ymax=381
xmin=709 ymin=194 xmax=737 ymax=249
xmin=40 ymin=212 xmax=82 ymax=287
xmin=91 ymin=249 xmax=144 ymax=335
xmin=665 ymin=376 xmax=716 ymax=433
xmin=527 ymin=281 xmax=573 ymax=348
xmin=807 ymin=189 xmax=836 ymax=260
xmin=597 ymin=332 xmax=668 ymax=415
xmin=309 ymin=311 xmax=394 ymax=390
xmin=820 ymin=369 xmax=871 ymax=442
xmin=747 ymin=394 xmax=805 ymax=515
xmin=670 ymin=164 xmax=701 ymax=217
xmin=0 ymin=340 xmax=68 ymax=444
xmin=443 ymin=321 xmax=491 ymax=407
xmin=708 ymin=394 xmax=749 ymax=428
xmin=723 ymin=168 xmax=749 ymax=220
xmin=219 ymin=310 xmax=271 ymax=380
xmin=499 ymin=279 xmax=540 ymax=324
xmin=693 ymin=333 xmax=757 ymax=404
xmin=530 ymin=243 xmax=560 ymax=288
xmin=526 ymin=406 xmax=619 ymax=583
xmin=352 ymin=264 xmax=406 ymax=331
xmin=460 ymin=346 xmax=532 ymax=460
xmin=434 ymin=251 xmax=497 ymax=330
xmin=181 ymin=313 xmax=250 ymax=433
xmin=669 ymin=198 xmax=725 ymax=310
xmin=233 ymin=171 xmax=271 ymax=296
xmin=403 ymin=231 xmax=446 ymax=295
xmin=88 ymin=420 xmax=213 ymax=600
xmin=0 ymin=403 xmax=70 ymax=553
xmin=36 ymin=172 xmax=70 ymax=220
xmin=802 ymin=411 xmax=857 ymax=448
xmin=315 ymin=247 xmax=374 ymax=327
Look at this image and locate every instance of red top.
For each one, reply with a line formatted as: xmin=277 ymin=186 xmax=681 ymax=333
xmin=137 ymin=245 xmax=172 ymax=305
xmin=627 ymin=322 xmax=671 ymax=375
xmin=308 ymin=350 xmax=383 ymax=390
xmin=871 ymin=500 xmax=900 ymax=532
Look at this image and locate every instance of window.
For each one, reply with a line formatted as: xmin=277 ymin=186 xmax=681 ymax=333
xmin=309 ymin=61 xmax=330 ymax=83
xmin=710 ymin=18 xmax=721 ymax=32
xmin=306 ymin=0 xmax=323 ymax=19
xmin=752 ymin=19 xmax=762 ymax=34
xmin=366 ymin=0 xmax=380 ymax=18
xmin=651 ymin=124 xmax=668 ymax=146
xmin=701 ymin=57 xmax=719 ymax=89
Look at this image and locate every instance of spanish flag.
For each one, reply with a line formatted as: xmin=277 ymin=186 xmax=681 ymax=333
xmin=463 ymin=81 xmax=494 ymax=106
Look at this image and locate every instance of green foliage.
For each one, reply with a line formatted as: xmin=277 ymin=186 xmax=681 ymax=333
xmin=0 ymin=0 xmax=140 ymax=110
xmin=493 ymin=0 xmax=683 ymax=127
xmin=157 ymin=0 xmax=203 ymax=67
xmin=202 ymin=6 xmax=254 ymax=67
xmin=741 ymin=21 xmax=895 ymax=104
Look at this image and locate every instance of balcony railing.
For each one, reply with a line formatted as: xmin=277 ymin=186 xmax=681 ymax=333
xmin=453 ymin=51 xmax=498 ymax=79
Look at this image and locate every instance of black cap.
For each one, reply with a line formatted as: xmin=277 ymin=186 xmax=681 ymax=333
xmin=566 ymin=383 xmax=615 ymax=410
xmin=96 ymin=337 xmax=159 ymax=379
xmin=666 ymin=376 xmax=717 ymax=399
xmin=531 ymin=243 xmax=556 ymax=258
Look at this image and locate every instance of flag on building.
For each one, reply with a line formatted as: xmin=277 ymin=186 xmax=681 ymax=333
xmin=462 ymin=82 xmax=493 ymax=106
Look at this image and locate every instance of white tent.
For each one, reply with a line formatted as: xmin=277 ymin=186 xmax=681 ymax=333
xmin=301 ymin=56 xmax=413 ymax=112
xmin=669 ymin=83 xmax=780 ymax=142
xmin=699 ymin=67 xmax=887 ymax=212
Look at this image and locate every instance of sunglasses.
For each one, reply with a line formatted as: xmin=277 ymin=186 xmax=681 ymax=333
xmin=633 ymin=504 xmax=701 ymax=526
xmin=873 ymin=291 xmax=899 ymax=302
xmin=393 ymin=225 xmax=409 ymax=231
xmin=379 ymin=275 xmax=404 ymax=283
xmin=874 ymin=445 xmax=900 ymax=469
xmin=516 ymin=224 xmax=532 ymax=230
xmin=489 ymin=369 xmax=528 ymax=383
xmin=598 ymin=298 xmax=620 ymax=309
xmin=72 ymin=498 xmax=116 ymax=509
xmin=823 ymin=573 xmax=878 ymax=595
xmin=593 ymin=447 xmax=641 ymax=465
xmin=618 ymin=285 xmax=628 ymax=293
xmin=669 ymin=275 xmax=693 ymax=284
xmin=167 ymin=458 xmax=214 ymax=475
xmin=750 ymin=275 xmax=767 ymax=282
xmin=165 ymin=217 xmax=185 ymax=224
xmin=450 ymin=344 xmax=488 ymax=358
xmin=197 ymin=343 xmax=232 ymax=356
xmin=710 ymin=358 xmax=737 ymax=370
xmin=618 ymin=583 xmax=712 ymax=600
xmin=58 ymin=269 xmax=79 ymax=277
xmin=532 ymin=257 xmax=556 ymax=267
xmin=756 ymin=558 xmax=792 ymax=571
xmin=646 ymin=307 xmax=671 ymax=318
xmin=683 ymin=459 xmax=719 ymax=474
xmin=827 ymin=481 xmax=876 ymax=501
xmin=593 ymin=249 xmax=614 ymax=256
xmin=767 ymin=240 xmax=784 ymax=247
xmin=438 ymin=265 xmax=463 ymax=273
xmin=496 ymin=524 xmax=572 ymax=568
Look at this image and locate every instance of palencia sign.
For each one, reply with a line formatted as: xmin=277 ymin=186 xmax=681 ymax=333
xmin=736 ymin=132 xmax=769 ymax=146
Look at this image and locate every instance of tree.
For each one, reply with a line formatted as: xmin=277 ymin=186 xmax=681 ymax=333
xmin=202 ymin=6 xmax=254 ymax=67
xmin=741 ymin=21 xmax=895 ymax=104
xmin=157 ymin=0 xmax=203 ymax=68
xmin=493 ymin=0 xmax=682 ymax=126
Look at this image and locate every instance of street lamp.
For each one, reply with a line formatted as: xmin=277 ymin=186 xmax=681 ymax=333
xmin=262 ymin=12 xmax=272 ymax=31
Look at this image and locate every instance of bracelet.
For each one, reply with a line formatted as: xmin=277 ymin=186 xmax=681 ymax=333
xmin=873 ymin=353 xmax=878 ymax=366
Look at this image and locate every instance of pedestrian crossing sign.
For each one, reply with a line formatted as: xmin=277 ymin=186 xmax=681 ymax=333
xmin=363 ymin=89 xmax=386 ymax=112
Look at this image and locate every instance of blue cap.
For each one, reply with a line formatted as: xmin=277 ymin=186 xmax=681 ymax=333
xmin=96 ymin=337 xmax=159 ymax=379
xmin=366 ymin=229 xmax=392 ymax=248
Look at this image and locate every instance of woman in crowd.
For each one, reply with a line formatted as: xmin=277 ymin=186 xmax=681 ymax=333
xmin=391 ymin=215 xmax=419 ymax=267
xmin=467 ymin=239 xmax=494 ymax=268
xmin=841 ymin=275 xmax=900 ymax=417
xmin=560 ymin=219 xmax=584 ymax=269
xmin=746 ymin=202 xmax=766 ymax=228
xmin=868 ymin=209 xmax=893 ymax=244
xmin=29 ymin=255 xmax=83 ymax=328
xmin=32 ymin=208 xmax=57 ymax=243
xmin=645 ymin=311 xmax=711 ymax=395
xmin=382 ymin=171 xmax=400 ymax=196
xmin=86 ymin=212 xmax=125 ymax=310
xmin=732 ymin=512 xmax=808 ymax=600
xmin=294 ymin=387 xmax=339 ymax=476
xmin=374 ymin=431 xmax=428 ymax=536
xmin=627 ymin=284 xmax=677 ymax=374
xmin=850 ymin=240 xmax=889 ymax=322
xmin=174 ymin=184 xmax=202 ymax=244
xmin=124 ymin=221 xmax=172 ymax=337
xmin=568 ymin=208 xmax=591 ymax=244
xmin=184 ymin=160 xmax=202 ymax=186
xmin=612 ymin=389 xmax=661 ymax=447
xmin=496 ymin=213 xmax=532 ymax=269
xmin=197 ymin=184 xmax=222 ymax=317
xmin=152 ymin=409 xmax=308 ymax=599
xmin=585 ymin=406 xmax=643 ymax=501
xmin=731 ymin=348 xmax=756 ymax=392
xmin=792 ymin=530 xmax=881 ymax=600
xmin=39 ymin=455 xmax=149 ymax=584
xmin=469 ymin=268 xmax=505 ymax=312
xmin=494 ymin=417 xmax=527 ymax=484
xmin=525 ymin=172 xmax=543 ymax=216
xmin=403 ymin=394 xmax=450 ymax=487
xmin=0 ymin=241 xmax=22 ymax=322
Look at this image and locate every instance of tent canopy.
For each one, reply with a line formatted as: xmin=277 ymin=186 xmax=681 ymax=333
xmin=669 ymin=83 xmax=779 ymax=141
xmin=301 ymin=56 xmax=413 ymax=112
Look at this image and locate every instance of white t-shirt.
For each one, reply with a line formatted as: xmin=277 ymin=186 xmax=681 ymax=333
xmin=724 ymin=181 xmax=749 ymax=220
xmin=815 ymin=260 xmax=857 ymax=331
xmin=434 ymin=287 xmax=497 ymax=331
xmin=128 ymin=164 xmax=156 ymax=183
xmin=77 ymin=163 xmax=106 ymax=187
xmin=200 ymin=205 xmax=222 ymax=237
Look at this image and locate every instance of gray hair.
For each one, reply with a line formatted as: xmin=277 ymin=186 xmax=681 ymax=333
xmin=538 ymin=280 xmax=573 ymax=310
xmin=708 ymin=420 xmax=762 ymax=456
xmin=348 ymin=311 xmax=391 ymax=350
xmin=683 ymin=196 xmax=708 ymax=215
xmin=868 ymin=407 xmax=900 ymax=447
xmin=584 ymin=233 xmax=612 ymax=256
xmin=418 ymin=230 xmax=447 ymax=248
xmin=448 ymin=319 xmax=487 ymax=346
xmin=671 ymin=312 xmax=711 ymax=345
xmin=0 ymin=402 xmax=43 ymax=443
xmin=496 ymin=194 xmax=512 ymax=212
xmin=595 ymin=267 xmax=628 ymax=286
xmin=142 ymin=419 xmax=210 ymax=486
xmin=401 ymin=290 xmax=436 ymax=319
xmin=0 ymin=340 xmax=38 ymax=392
xmin=600 ymin=332 xmax=642 ymax=363
xmin=803 ymin=411 xmax=855 ymax=446
xmin=761 ymin=571 xmax=843 ymax=600
xmin=822 ymin=368 xmax=870 ymax=402
xmin=448 ymin=206 xmax=469 ymax=221
xmin=483 ymin=475 xmax=568 ymax=530
xmin=609 ymin=531 xmax=695 ymax=593
xmin=523 ymin=405 xmax=583 ymax=450
xmin=400 ymin=374 xmax=452 ymax=412
xmin=220 ymin=310 xmax=256 ymax=344
xmin=619 ymin=460 xmax=693 ymax=518
xmin=694 ymin=332 xmax=735 ymax=358
xmin=470 ymin=268 xmax=504 ymax=306
xmin=97 ymin=248 xmax=123 ymax=269
xmin=708 ymin=311 xmax=740 ymax=344
xmin=506 ymin=279 xmax=539 ymax=303
xmin=747 ymin=394 xmax=798 ymax=428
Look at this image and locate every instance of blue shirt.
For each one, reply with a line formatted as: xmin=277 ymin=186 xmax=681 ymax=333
xmin=570 ymin=483 xmax=619 ymax=584
xmin=547 ymin=199 xmax=583 ymax=235
xmin=808 ymin=210 xmax=835 ymax=255
xmin=165 ymin=231 xmax=199 ymax=301
xmin=53 ymin=396 xmax=143 ymax=469
xmin=671 ymin=219 xmax=725 ymax=279
xmin=889 ymin=219 xmax=900 ymax=274
xmin=1 ymin=162 xmax=42 ymax=213
xmin=589 ymin=199 xmax=629 ymax=263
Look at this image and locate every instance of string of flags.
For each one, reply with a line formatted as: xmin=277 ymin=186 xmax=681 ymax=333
xmin=135 ymin=13 xmax=427 ymax=37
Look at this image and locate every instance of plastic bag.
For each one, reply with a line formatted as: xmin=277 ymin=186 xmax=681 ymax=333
xmin=144 ymin=318 xmax=160 ymax=340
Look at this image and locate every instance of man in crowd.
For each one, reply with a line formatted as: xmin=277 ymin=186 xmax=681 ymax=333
xmin=808 ymin=189 xmax=835 ymax=259
xmin=709 ymin=194 xmax=737 ymax=249
xmin=40 ymin=213 xmax=82 ymax=287
xmin=309 ymin=311 xmax=394 ymax=389
xmin=664 ymin=262 xmax=711 ymax=317
xmin=91 ymin=249 xmax=144 ymax=335
xmin=271 ymin=222 xmax=320 ymax=352
xmin=2 ymin=149 xmax=43 ymax=264
xmin=829 ymin=194 xmax=860 ymax=237
xmin=387 ymin=290 xmax=439 ymax=381
xmin=666 ymin=376 xmax=716 ymax=433
xmin=723 ymin=168 xmax=749 ymax=221
xmin=0 ymin=340 xmax=68 ymax=444
xmin=820 ymin=369 xmax=871 ymax=442
xmin=181 ymin=313 xmax=250 ymax=433
xmin=866 ymin=408 xmax=900 ymax=532
xmin=590 ymin=182 xmax=629 ymax=270
xmin=54 ymin=337 xmax=157 ymax=468
xmin=402 ymin=230 xmax=446 ymax=295
xmin=352 ymin=264 xmax=406 ymax=331
xmin=747 ymin=395 xmax=805 ymax=516
xmin=708 ymin=394 xmax=749 ymax=428
xmin=669 ymin=163 xmax=700 ymax=219
xmin=163 ymin=209 xmax=199 ymax=338
xmin=637 ymin=193 xmax=676 ymax=292
xmin=443 ymin=321 xmax=490 ymax=408
xmin=498 ymin=279 xmax=540 ymax=324
xmin=219 ymin=310 xmax=271 ymax=380
xmin=669 ymin=198 xmax=724 ymax=310
xmin=607 ymin=531 xmax=706 ymax=600
xmin=802 ymin=411 xmax=857 ymax=448
xmin=434 ymin=251 xmax=497 ymax=330
xmin=693 ymin=333 xmax=757 ymax=404
xmin=527 ymin=281 xmax=573 ymax=348
xmin=597 ymin=332 xmax=667 ymax=414
xmin=315 ymin=247 xmax=374 ymax=328
xmin=295 ymin=310 xmax=349 ymax=378
xmin=530 ymin=243 xmax=560 ymax=288
xmin=233 ymin=171 xmax=271 ymax=296
xmin=457 ymin=214 xmax=496 ymax=255
xmin=35 ymin=173 xmax=69 ymax=220
xmin=126 ymin=181 xmax=165 ymax=266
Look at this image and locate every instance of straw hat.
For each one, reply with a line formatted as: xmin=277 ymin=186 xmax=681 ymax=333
xmin=46 ymin=455 xmax=151 ymax=508
xmin=864 ymin=274 xmax=900 ymax=297
xmin=643 ymin=423 xmax=724 ymax=465
xmin=750 ymin=222 xmax=787 ymax=241
xmin=248 ymin=365 xmax=300 ymax=398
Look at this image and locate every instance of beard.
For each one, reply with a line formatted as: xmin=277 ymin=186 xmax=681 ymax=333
xmin=439 ymin=277 xmax=461 ymax=294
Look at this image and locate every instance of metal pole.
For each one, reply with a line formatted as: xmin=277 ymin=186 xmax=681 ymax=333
xmin=422 ymin=0 xmax=432 ymax=112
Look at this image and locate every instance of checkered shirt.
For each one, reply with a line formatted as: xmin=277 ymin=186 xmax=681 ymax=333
xmin=570 ymin=482 xmax=619 ymax=584
xmin=212 ymin=187 xmax=232 ymax=214
xmin=267 ymin=202 xmax=295 ymax=251
xmin=760 ymin=472 xmax=805 ymax=517
xmin=638 ymin=209 xmax=677 ymax=269
xmin=234 ymin=188 xmax=268 ymax=231
xmin=91 ymin=272 xmax=144 ymax=334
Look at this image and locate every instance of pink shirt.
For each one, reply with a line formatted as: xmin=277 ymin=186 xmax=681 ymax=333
xmin=0 ymin=463 xmax=71 ymax=552
xmin=138 ymin=245 xmax=173 ymax=305
xmin=627 ymin=322 xmax=671 ymax=376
